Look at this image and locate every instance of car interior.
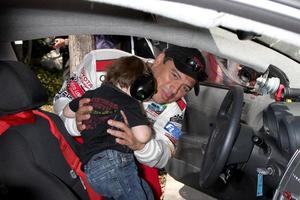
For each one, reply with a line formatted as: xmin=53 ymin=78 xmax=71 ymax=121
xmin=0 ymin=61 xmax=91 ymax=200
xmin=1 ymin=0 xmax=300 ymax=200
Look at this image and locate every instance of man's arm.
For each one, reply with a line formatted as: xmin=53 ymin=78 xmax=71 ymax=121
xmin=53 ymin=90 xmax=92 ymax=135
xmin=107 ymin=119 xmax=175 ymax=168
xmin=53 ymin=80 xmax=81 ymax=136
xmin=134 ymin=137 xmax=174 ymax=168
xmin=136 ymin=100 xmax=185 ymax=168
xmin=53 ymin=74 xmax=92 ymax=136
xmin=107 ymin=100 xmax=185 ymax=168
xmin=53 ymin=50 xmax=99 ymax=135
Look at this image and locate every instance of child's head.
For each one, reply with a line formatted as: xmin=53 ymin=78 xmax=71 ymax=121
xmin=105 ymin=56 xmax=151 ymax=89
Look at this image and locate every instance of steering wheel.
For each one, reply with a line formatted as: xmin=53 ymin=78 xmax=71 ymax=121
xmin=199 ymin=85 xmax=244 ymax=188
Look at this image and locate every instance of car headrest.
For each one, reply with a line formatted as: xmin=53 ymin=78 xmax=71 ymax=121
xmin=0 ymin=61 xmax=48 ymax=116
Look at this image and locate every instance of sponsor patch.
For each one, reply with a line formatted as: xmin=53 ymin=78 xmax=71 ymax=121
xmin=67 ymin=79 xmax=85 ymax=98
xmin=145 ymin=109 xmax=158 ymax=124
xmin=164 ymin=122 xmax=182 ymax=144
xmin=79 ymin=69 xmax=93 ymax=89
xmin=176 ymin=98 xmax=186 ymax=110
xmin=54 ymin=90 xmax=73 ymax=100
xmin=147 ymin=102 xmax=166 ymax=115
xmin=96 ymin=71 xmax=106 ymax=84
xmin=96 ymin=59 xmax=114 ymax=72
xmin=170 ymin=114 xmax=183 ymax=125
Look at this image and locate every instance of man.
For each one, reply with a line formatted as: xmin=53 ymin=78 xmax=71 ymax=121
xmin=105 ymin=45 xmax=207 ymax=167
xmin=53 ymin=44 xmax=207 ymax=198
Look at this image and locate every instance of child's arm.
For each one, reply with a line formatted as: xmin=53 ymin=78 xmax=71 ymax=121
xmin=131 ymin=125 xmax=152 ymax=144
xmin=109 ymin=110 xmax=152 ymax=145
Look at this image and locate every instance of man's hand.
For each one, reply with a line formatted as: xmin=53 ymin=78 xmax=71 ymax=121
xmin=53 ymin=38 xmax=68 ymax=49
xmin=75 ymin=98 xmax=93 ymax=131
xmin=107 ymin=111 xmax=146 ymax=151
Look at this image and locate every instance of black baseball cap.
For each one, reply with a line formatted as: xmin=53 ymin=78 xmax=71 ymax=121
xmin=164 ymin=45 xmax=207 ymax=95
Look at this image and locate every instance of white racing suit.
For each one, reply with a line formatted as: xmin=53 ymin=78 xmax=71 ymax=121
xmin=53 ymin=49 xmax=186 ymax=168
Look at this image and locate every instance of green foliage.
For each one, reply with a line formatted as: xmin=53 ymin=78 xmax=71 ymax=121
xmin=30 ymin=65 xmax=63 ymax=105
xmin=31 ymin=39 xmax=52 ymax=59
xmin=23 ymin=39 xmax=52 ymax=61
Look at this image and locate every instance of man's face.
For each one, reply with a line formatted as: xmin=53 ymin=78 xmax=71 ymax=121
xmin=151 ymin=53 xmax=196 ymax=104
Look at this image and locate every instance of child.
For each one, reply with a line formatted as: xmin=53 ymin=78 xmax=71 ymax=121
xmin=63 ymin=56 xmax=156 ymax=200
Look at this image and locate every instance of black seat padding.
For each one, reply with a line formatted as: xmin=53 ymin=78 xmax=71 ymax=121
xmin=0 ymin=61 xmax=88 ymax=200
xmin=0 ymin=61 xmax=48 ymax=116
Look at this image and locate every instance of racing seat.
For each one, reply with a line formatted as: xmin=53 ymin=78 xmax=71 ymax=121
xmin=0 ymin=61 xmax=90 ymax=200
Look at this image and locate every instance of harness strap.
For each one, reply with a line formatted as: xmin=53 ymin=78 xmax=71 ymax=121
xmin=32 ymin=110 xmax=102 ymax=200
xmin=0 ymin=109 xmax=162 ymax=199
xmin=0 ymin=110 xmax=101 ymax=199
xmin=0 ymin=111 xmax=36 ymax=134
